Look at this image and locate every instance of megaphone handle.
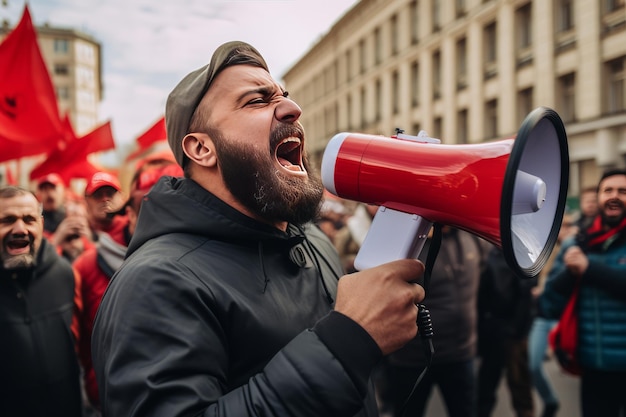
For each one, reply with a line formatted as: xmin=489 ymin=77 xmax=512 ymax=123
xmin=353 ymin=207 xmax=433 ymax=271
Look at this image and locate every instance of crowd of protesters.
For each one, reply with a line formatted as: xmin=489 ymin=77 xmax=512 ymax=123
xmin=0 ymin=151 xmax=182 ymax=417
xmin=1 ymin=40 xmax=625 ymax=417
xmin=2 ymin=153 xmax=623 ymax=417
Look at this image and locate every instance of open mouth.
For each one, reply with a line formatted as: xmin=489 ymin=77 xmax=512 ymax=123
xmin=275 ymin=137 xmax=306 ymax=174
xmin=6 ymin=237 xmax=31 ymax=255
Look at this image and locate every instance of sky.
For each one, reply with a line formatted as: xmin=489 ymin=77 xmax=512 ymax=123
xmin=2 ymin=0 xmax=359 ymax=157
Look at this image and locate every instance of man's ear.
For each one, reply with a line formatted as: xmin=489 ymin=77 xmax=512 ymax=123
xmin=182 ymin=133 xmax=218 ymax=168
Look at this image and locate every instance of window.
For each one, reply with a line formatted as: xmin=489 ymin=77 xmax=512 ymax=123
xmin=411 ymin=61 xmax=420 ymax=107
xmin=410 ymin=1 xmax=419 ymax=44
xmin=557 ymin=73 xmax=576 ymax=122
xmin=56 ymin=86 xmax=70 ymax=100
xmin=391 ymin=14 xmax=399 ymax=55
xmin=485 ymin=99 xmax=498 ymax=138
xmin=516 ymin=3 xmax=532 ymax=50
xmin=346 ymin=50 xmax=352 ymax=82
xmin=517 ymin=87 xmax=534 ymax=126
xmin=392 ymin=71 xmax=400 ymax=115
xmin=556 ymin=0 xmax=574 ymax=32
xmin=433 ymin=49 xmax=441 ymax=99
xmin=605 ymin=57 xmax=625 ymax=114
xmin=359 ymin=39 xmax=366 ymax=74
xmin=375 ymin=79 xmax=382 ymax=121
xmin=347 ymin=94 xmax=353 ymax=130
xmin=432 ymin=0 xmax=441 ymax=31
xmin=456 ymin=37 xmax=467 ymax=89
xmin=374 ymin=27 xmax=382 ymax=65
xmin=433 ymin=116 xmax=442 ymax=139
xmin=54 ymin=64 xmax=69 ymax=76
xmin=605 ymin=0 xmax=625 ymax=13
xmin=54 ymin=39 xmax=69 ymax=54
xmin=484 ymin=22 xmax=497 ymax=78
xmin=457 ymin=109 xmax=468 ymax=144
xmin=360 ymin=87 xmax=367 ymax=128
xmin=602 ymin=0 xmax=625 ymax=34
xmin=456 ymin=0 xmax=466 ymax=17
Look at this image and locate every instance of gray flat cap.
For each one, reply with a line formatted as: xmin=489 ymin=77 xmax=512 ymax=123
xmin=165 ymin=41 xmax=269 ymax=167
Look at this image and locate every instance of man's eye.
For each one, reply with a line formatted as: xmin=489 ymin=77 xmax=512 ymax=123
xmin=248 ymin=98 xmax=266 ymax=105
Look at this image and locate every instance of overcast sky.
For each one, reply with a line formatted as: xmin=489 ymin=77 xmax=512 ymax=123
xmin=3 ymin=0 xmax=358 ymax=155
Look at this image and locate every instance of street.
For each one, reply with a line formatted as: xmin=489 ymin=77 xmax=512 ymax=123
xmin=425 ymin=357 xmax=581 ymax=417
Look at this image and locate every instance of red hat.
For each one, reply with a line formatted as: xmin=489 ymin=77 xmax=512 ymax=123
xmin=37 ymin=173 xmax=64 ymax=189
xmin=85 ymin=171 xmax=122 ymax=196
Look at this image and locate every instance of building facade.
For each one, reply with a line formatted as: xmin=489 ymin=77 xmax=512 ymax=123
xmin=27 ymin=23 xmax=102 ymax=136
xmin=282 ymin=0 xmax=626 ymax=196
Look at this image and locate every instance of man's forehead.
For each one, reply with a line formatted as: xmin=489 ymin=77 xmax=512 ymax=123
xmin=600 ymin=175 xmax=626 ymax=189
xmin=0 ymin=195 xmax=40 ymax=214
xmin=208 ymin=65 xmax=280 ymax=95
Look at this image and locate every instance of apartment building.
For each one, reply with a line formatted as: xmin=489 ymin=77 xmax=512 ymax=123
xmin=282 ymin=0 xmax=626 ymax=195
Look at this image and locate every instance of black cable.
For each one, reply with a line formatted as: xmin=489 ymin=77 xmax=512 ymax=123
xmin=396 ymin=223 xmax=442 ymax=417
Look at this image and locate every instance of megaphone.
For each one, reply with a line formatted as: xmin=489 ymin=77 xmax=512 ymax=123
xmin=321 ymin=106 xmax=569 ymax=278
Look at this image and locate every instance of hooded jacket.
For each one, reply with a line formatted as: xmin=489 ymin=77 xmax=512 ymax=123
xmin=0 ymin=239 xmax=83 ymax=417
xmin=92 ymin=177 xmax=382 ymax=417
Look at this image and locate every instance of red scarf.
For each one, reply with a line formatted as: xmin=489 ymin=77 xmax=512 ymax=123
xmin=582 ymin=215 xmax=626 ymax=251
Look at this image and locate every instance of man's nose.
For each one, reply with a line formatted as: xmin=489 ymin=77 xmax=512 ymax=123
xmin=11 ymin=219 xmax=28 ymax=234
xmin=275 ymin=98 xmax=302 ymax=123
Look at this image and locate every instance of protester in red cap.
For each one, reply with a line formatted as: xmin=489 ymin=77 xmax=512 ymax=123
xmin=74 ymin=161 xmax=182 ymax=410
xmin=83 ymin=171 xmax=127 ymax=245
xmin=35 ymin=173 xmax=67 ymax=237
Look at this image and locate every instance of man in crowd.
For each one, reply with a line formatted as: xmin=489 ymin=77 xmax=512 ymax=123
xmin=541 ymin=168 xmax=626 ymax=417
xmin=92 ymin=41 xmax=425 ymax=417
xmin=0 ymin=186 xmax=83 ymax=417
xmin=83 ymin=171 xmax=127 ymax=243
xmin=477 ymin=246 xmax=536 ymax=417
xmin=575 ymin=186 xmax=598 ymax=231
xmin=75 ymin=159 xmax=182 ymax=410
xmin=35 ymin=173 xmax=67 ymax=237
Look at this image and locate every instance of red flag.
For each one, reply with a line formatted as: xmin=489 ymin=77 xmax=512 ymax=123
xmin=0 ymin=6 xmax=64 ymax=162
xmin=125 ymin=116 xmax=167 ymax=161
xmin=29 ymin=120 xmax=116 ymax=181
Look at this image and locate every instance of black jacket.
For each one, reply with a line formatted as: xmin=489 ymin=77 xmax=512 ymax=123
xmin=477 ymin=246 xmax=536 ymax=345
xmin=0 ymin=239 xmax=82 ymax=417
xmin=92 ymin=177 xmax=381 ymax=417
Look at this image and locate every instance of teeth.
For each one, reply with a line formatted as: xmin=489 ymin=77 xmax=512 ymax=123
xmin=276 ymin=137 xmax=302 ymax=170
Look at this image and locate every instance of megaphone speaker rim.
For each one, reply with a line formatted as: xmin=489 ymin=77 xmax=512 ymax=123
xmin=500 ymin=107 xmax=569 ymax=278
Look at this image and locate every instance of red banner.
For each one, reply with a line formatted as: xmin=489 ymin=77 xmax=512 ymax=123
xmin=29 ymin=120 xmax=116 ymax=182
xmin=0 ymin=5 xmax=64 ymax=162
xmin=125 ymin=116 xmax=167 ymax=161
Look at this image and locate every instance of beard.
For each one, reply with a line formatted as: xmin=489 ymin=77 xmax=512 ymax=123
xmin=209 ymin=124 xmax=324 ymax=226
xmin=601 ymin=201 xmax=625 ymax=228
xmin=2 ymin=236 xmax=37 ymax=270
